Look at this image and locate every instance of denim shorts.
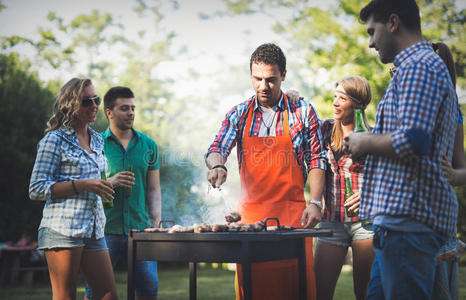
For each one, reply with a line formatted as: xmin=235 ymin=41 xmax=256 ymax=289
xmin=37 ymin=227 xmax=107 ymax=251
xmin=317 ymin=220 xmax=374 ymax=247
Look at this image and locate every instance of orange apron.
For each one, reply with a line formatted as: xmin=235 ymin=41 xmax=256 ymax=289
xmin=235 ymin=96 xmax=316 ymax=300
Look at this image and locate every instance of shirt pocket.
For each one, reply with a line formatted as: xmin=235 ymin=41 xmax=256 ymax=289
xmin=60 ymin=145 xmax=82 ymax=177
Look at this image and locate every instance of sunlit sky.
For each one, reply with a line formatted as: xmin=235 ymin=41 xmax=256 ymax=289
xmin=0 ymin=0 xmax=298 ymax=97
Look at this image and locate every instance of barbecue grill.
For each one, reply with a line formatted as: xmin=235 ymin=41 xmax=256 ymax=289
xmin=127 ymin=218 xmax=332 ymax=300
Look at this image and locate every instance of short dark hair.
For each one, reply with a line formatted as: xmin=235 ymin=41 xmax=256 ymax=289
xmin=104 ymin=86 xmax=134 ymax=110
xmin=359 ymin=0 xmax=421 ymax=33
xmin=250 ymin=43 xmax=286 ymax=74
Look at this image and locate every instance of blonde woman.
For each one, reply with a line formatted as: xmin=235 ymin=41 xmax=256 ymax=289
xmin=315 ymin=76 xmax=375 ymax=300
xmin=29 ymin=78 xmax=118 ymax=300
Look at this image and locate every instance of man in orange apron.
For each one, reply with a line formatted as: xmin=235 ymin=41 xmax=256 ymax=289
xmin=206 ymin=43 xmax=326 ymax=300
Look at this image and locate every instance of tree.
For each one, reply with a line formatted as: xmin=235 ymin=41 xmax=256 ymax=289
xmin=0 ymin=53 xmax=56 ymax=241
xmin=0 ymin=2 xmax=212 ymax=227
xmin=211 ymin=0 xmax=464 ymax=119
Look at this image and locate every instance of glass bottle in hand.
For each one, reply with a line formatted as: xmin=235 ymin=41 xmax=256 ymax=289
xmin=345 ymin=177 xmax=357 ymax=217
xmin=123 ymin=164 xmax=134 ymax=198
xmin=100 ymin=171 xmax=113 ymax=208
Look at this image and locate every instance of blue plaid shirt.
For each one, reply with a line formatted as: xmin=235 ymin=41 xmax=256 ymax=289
xmin=360 ymin=42 xmax=459 ymax=237
xmin=29 ymin=127 xmax=108 ymax=238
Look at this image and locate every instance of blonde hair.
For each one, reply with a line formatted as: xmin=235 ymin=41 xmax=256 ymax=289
xmin=331 ymin=75 xmax=372 ymax=152
xmin=45 ymin=78 xmax=93 ymax=134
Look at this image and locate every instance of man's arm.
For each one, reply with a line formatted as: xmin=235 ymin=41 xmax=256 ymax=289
xmin=146 ymin=169 xmax=162 ymax=228
xmin=205 ymin=103 xmax=246 ymax=188
xmin=344 ymin=132 xmax=397 ymax=159
xmin=205 ymin=152 xmax=227 ymax=188
xmin=300 ymin=103 xmax=327 ymax=227
xmin=301 ymin=168 xmax=325 ymax=228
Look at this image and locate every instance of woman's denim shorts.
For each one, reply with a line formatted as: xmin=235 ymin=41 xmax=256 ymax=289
xmin=317 ymin=220 xmax=374 ymax=247
xmin=37 ymin=227 xmax=107 ymax=251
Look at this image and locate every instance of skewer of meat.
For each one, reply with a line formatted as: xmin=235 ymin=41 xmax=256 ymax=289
xmin=168 ymin=224 xmax=194 ymax=233
xmin=193 ymin=223 xmax=212 ymax=233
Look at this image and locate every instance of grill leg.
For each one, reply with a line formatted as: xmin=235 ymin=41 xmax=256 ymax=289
xmin=189 ymin=262 xmax=197 ymax=300
xmin=127 ymin=234 xmax=135 ymax=300
xmin=241 ymin=241 xmax=252 ymax=300
xmin=298 ymin=238 xmax=308 ymax=300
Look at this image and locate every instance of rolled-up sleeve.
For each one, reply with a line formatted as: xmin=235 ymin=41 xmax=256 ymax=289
xmin=29 ymin=133 xmax=60 ymax=201
xmin=206 ymin=106 xmax=241 ymax=161
xmin=391 ymin=63 xmax=441 ymax=158
xmin=305 ymin=104 xmax=327 ymax=170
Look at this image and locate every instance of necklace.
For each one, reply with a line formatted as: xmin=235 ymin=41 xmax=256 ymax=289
xmin=260 ymin=107 xmax=277 ymax=136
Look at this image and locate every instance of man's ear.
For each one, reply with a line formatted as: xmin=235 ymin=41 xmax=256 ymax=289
xmin=388 ymin=13 xmax=400 ymax=33
xmin=281 ymin=69 xmax=287 ymax=81
xmin=104 ymin=107 xmax=112 ymax=119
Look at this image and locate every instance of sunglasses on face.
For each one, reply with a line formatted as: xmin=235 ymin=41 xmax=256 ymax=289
xmin=81 ymin=96 xmax=101 ymax=107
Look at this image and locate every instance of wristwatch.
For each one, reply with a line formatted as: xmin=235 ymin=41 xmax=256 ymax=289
xmin=309 ymin=199 xmax=322 ymax=210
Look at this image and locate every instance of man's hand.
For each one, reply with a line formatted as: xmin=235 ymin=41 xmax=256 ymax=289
xmin=301 ymin=203 xmax=322 ymax=228
xmin=107 ymin=171 xmax=135 ymax=188
xmin=344 ymin=192 xmax=361 ymax=215
xmin=207 ymin=168 xmax=227 ymax=188
xmin=343 ymin=132 xmax=370 ymax=158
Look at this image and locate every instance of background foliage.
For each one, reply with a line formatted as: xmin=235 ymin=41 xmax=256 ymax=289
xmin=0 ymin=0 xmax=464 ymax=245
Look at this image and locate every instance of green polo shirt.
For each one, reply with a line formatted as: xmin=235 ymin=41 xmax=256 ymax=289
xmin=101 ymin=127 xmax=159 ymax=235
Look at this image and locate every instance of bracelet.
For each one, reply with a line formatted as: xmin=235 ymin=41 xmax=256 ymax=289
xmin=71 ymin=180 xmax=78 ymax=194
xmin=212 ymin=164 xmax=227 ymax=172
xmin=309 ymin=199 xmax=322 ymax=210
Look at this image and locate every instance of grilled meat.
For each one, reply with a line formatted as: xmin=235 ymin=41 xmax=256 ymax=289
xmin=225 ymin=211 xmax=242 ymax=223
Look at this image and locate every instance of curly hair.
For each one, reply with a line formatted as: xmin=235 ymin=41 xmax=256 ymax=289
xmin=249 ymin=43 xmax=286 ymax=74
xmin=45 ymin=78 xmax=93 ymax=134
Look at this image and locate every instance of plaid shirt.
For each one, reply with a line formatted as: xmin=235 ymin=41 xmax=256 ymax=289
xmin=360 ymin=42 xmax=459 ymax=236
xmin=207 ymin=93 xmax=326 ymax=181
xmin=29 ymin=128 xmax=108 ymax=238
xmin=321 ymin=119 xmax=364 ymax=222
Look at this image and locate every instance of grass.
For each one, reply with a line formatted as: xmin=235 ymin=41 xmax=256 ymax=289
xmin=1 ymin=264 xmax=465 ymax=300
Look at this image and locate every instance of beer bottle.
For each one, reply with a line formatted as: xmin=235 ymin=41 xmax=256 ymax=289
xmin=100 ymin=171 xmax=113 ymax=209
xmin=123 ymin=164 xmax=134 ymax=198
xmin=345 ymin=177 xmax=357 ymax=217
xmin=354 ymin=109 xmax=368 ymax=133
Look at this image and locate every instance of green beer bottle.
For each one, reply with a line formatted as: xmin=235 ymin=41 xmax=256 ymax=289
xmin=354 ymin=109 xmax=368 ymax=133
xmin=100 ymin=171 xmax=113 ymax=209
xmin=345 ymin=177 xmax=357 ymax=217
xmin=123 ymin=164 xmax=134 ymax=198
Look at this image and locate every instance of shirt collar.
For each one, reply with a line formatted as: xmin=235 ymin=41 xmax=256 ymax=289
xmin=103 ymin=126 xmax=140 ymax=141
xmin=60 ymin=126 xmax=102 ymax=151
xmin=393 ymin=41 xmax=432 ymax=68
xmin=253 ymin=92 xmax=285 ymax=111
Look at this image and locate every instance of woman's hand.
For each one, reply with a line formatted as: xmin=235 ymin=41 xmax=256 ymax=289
xmin=286 ymin=89 xmax=300 ymax=104
xmin=107 ymin=171 xmax=135 ymax=189
xmin=344 ymin=192 xmax=361 ymax=215
xmin=441 ymin=158 xmax=455 ymax=184
xmin=79 ymin=179 xmax=114 ymax=200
